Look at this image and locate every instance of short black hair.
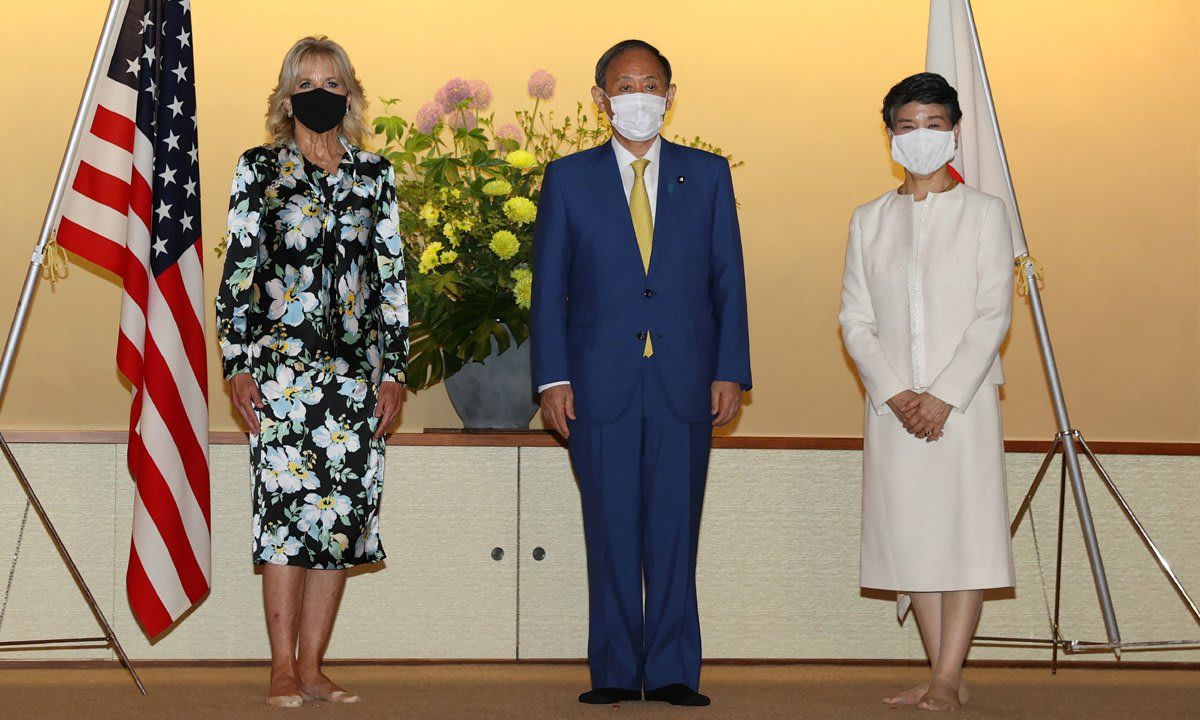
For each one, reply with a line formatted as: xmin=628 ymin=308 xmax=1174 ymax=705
xmin=881 ymin=72 xmax=962 ymax=129
xmin=594 ymin=39 xmax=672 ymax=89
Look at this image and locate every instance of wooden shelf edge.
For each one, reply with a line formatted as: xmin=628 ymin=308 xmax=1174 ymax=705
xmin=0 ymin=429 xmax=1197 ymax=455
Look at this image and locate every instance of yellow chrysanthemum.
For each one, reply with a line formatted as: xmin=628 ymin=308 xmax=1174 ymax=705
xmin=418 ymin=241 xmax=444 ymax=275
xmin=482 ymin=179 xmax=512 ymax=196
xmin=511 ymin=267 xmax=533 ymax=309
xmin=442 ymin=221 xmax=458 ymax=244
xmin=503 ymin=197 xmax=537 ymax=225
xmin=489 ymin=230 xmax=520 ymax=260
xmin=505 ymin=150 xmax=538 ymax=170
xmin=418 ymin=202 xmax=440 ymax=228
xmin=454 ymin=216 xmax=475 ymax=232
xmin=440 ymin=250 xmax=459 ymax=264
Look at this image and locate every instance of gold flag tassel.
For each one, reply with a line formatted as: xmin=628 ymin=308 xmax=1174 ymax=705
xmin=40 ymin=232 xmax=70 ymax=286
xmin=1014 ymin=254 xmax=1044 ymax=296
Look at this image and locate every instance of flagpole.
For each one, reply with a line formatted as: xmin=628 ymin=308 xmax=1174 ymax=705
xmin=0 ymin=0 xmax=146 ymax=694
xmin=960 ymin=0 xmax=1122 ymax=650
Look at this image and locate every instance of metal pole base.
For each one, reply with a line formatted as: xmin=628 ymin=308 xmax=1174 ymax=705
xmin=0 ymin=432 xmax=146 ymax=695
xmin=977 ymin=429 xmax=1200 ymax=671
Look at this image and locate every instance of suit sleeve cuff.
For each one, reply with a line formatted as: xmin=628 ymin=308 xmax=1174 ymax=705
xmin=537 ymin=381 xmax=570 ymax=394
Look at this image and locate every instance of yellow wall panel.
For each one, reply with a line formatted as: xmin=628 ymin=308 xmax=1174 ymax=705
xmin=0 ymin=1 xmax=1196 ymax=441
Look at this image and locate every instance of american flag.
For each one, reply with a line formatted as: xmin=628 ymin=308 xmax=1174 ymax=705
xmin=56 ymin=0 xmax=209 ymax=637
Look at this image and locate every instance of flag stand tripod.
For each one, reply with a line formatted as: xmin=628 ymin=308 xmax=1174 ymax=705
xmin=0 ymin=0 xmax=145 ymax=694
xmin=953 ymin=0 xmax=1200 ymax=666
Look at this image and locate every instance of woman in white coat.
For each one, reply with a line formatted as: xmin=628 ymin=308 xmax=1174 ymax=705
xmin=839 ymin=73 xmax=1015 ymax=712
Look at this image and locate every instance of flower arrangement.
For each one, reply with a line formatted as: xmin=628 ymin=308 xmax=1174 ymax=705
xmin=374 ymin=70 xmax=740 ymax=390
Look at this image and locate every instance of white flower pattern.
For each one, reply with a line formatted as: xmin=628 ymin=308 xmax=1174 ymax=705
xmin=215 ymin=138 xmax=405 ymax=568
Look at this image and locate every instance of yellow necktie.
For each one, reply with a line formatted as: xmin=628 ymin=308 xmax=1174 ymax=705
xmin=630 ymin=158 xmax=654 ymax=357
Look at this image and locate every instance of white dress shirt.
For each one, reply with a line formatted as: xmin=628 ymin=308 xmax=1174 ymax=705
xmin=537 ymin=136 xmax=662 ymax=394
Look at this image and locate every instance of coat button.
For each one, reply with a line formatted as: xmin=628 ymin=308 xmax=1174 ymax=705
xmin=643 ymin=289 xmax=655 ymax=298
xmin=637 ymin=331 xmax=647 ymax=341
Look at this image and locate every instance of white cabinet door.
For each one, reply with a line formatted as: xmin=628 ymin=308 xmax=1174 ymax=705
xmin=516 ymin=446 xmax=589 ymax=658
xmin=697 ymin=449 xmax=917 ymax=659
xmin=113 ymin=444 xmax=519 ymax=659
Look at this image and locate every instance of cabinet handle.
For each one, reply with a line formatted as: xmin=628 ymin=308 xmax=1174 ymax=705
xmin=491 ymin=547 xmax=505 ymax=561
xmin=532 ymin=547 xmax=546 ymax=561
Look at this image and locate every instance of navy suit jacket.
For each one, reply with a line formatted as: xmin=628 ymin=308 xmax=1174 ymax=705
xmin=530 ymin=138 xmax=752 ymax=424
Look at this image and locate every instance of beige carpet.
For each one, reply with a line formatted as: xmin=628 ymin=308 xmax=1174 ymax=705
xmin=2 ymin=664 xmax=1197 ymax=720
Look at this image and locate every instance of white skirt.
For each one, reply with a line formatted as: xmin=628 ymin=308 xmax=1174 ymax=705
xmin=860 ymin=385 xmax=1015 ymax=592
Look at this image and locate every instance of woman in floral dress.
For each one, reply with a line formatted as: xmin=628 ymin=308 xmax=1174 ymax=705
xmin=215 ymin=36 xmax=408 ymax=707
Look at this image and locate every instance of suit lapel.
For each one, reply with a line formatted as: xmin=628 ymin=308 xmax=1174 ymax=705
xmin=647 ymin=138 xmax=676 ymax=279
xmin=593 ymin=141 xmax=647 ymax=278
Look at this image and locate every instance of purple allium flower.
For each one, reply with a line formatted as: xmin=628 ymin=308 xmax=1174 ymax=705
xmin=528 ymin=70 xmax=556 ymax=100
xmin=445 ymin=110 xmax=478 ymax=131
xmin=435 ymin=77 xmax=474 ymax=112
xmin=415 ymin=102 xmax=442 ymax=134
xmin=495 ymin=123 xmax=524 ymax=145
xmin=469 ymin=80 xmax=493 ymax=110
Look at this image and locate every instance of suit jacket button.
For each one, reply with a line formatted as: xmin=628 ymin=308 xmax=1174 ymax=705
xmin=643 ymin=289 xmax=655 ymax=298
xmin=637 ymin=331 xmax=647 ymax=341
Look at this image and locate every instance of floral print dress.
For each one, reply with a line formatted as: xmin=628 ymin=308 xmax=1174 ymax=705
xmin=216 ymin=137 xmax=408 ymax=569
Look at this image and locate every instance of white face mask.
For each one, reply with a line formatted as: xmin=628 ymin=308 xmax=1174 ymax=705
xmin=890 ymin=128 xmax=956 ymax=176
xmin=605 ymin=92 xmax=667 ymax=141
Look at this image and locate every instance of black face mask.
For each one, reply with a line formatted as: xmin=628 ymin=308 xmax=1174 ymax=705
xmin=290 ymin=88 xmax=347 ymax=134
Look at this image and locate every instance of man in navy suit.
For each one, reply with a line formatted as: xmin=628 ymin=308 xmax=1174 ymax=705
xmin=531 ymin=39 xmax=751 ymax=708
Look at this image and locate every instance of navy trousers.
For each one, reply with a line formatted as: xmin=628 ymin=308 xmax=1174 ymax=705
xmin=567 ymin=360 xmax=713 ymax=692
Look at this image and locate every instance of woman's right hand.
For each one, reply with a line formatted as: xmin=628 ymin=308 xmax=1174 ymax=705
xmin=229 ymin=373 xmax=263 ymax=435
xmin=886 ymin=390 xmax=920 ymax=425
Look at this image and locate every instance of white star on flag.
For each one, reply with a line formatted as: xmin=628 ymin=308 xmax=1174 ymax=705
xmin=163 ymin=131 xmax=180 ymax=150
xmin=155 ymin=200 xmax=172 ymax=221
xmin=159 ymin=166 xmax=177 ymax=186
xmin=167 ymin=97 xmax=184 ymax=117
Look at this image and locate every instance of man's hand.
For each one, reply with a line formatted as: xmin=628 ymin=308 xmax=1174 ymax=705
xmin=711 ymin=381 xmax=743 ymax=427
xmin=229 ymin=373 xmax=263 ymax=435
xmin=901 ymin=392 xmax=951 ymax=442
xmin=373 ymin=381 xmax=405 ymax=440
xmin=540 ymin=385 xmax=575 ymax=438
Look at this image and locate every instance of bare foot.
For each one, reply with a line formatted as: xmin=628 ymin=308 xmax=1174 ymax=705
xmin=299 ymin=670 xmax=360 ymax=703
xmin=918 ymin=682 xmax=962 ymax=712
xmin=267 ymin=668 xmax=303 ymax=707
xmin=884 ymin=681 xmax=969 ymax=706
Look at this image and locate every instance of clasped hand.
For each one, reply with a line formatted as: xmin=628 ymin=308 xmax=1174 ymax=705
xmin=886 ymin=390 xmax=951 ymax=442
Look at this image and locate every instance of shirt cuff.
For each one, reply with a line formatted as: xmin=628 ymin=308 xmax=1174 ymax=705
xmin=537 ymin=381 xmax=570 ymax=394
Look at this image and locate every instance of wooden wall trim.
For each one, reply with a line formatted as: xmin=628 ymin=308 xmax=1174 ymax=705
xmin=0 ymin=657 xmax=1196 ymax=670
xmin=1 ymin=429 xmax=1198 ymax=455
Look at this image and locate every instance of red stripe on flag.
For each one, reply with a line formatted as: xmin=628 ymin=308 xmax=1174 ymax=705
xmin=156 ymin=263 xmax=209 ymax=392
xmin=142 ymin=333 xmax=211 ymax=525
xmin=56 ymin=218 xmax=125 ymax=277
xmin=129 ymin=168 xmax=153 ymax=232
xmin=72 ymin=162 xmax=130 ymax=215
xmin=127 ymin=439 xmax=209 ymax=602
xmin=91 ymin=104 xmax=136 ymax=153
xmin=126 ymin=545 xmax=173 ymax=638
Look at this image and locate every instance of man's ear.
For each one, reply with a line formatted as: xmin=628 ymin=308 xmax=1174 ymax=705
xmin=591 ymin=86 xmax=611 ymax=117
xmin=665 ymin=83 xmax=678 ymax=111
xmin=953 ymin=123 xmax=961 ymax=149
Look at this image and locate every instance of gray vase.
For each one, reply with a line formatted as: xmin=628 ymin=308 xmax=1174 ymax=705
xmin=443 ymin=337 xmax=540 ymax=429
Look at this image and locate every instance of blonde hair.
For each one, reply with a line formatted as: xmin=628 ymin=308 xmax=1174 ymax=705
xmin=266 ymin=36 xmax=368 ymax=146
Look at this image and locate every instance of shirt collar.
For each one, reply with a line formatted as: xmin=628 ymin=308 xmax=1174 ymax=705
xmin=611 ymin=135 xmax=662 ymax=169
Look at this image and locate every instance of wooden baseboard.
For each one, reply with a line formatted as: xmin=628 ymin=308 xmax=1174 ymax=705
xmin=0 ymin=429 xmax=1197 ymax=455
xmin=1 ymin=657 xmax=1196 ymax=670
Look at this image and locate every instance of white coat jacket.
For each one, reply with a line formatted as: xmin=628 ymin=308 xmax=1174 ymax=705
xmin=839 ymin=184 xmax=1014 ymax=414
